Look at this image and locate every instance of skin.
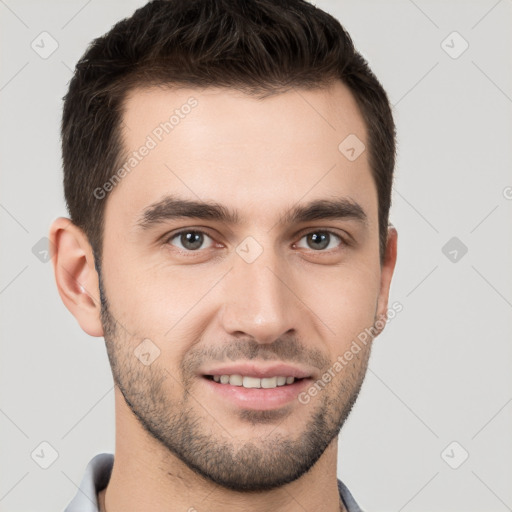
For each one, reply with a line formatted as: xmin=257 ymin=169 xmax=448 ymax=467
xmin=50 ymin=81 xmax=397 ymax=512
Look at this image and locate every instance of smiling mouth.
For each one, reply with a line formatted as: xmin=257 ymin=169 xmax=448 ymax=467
xmin=203 ymin=374 xmax=306 ymax=389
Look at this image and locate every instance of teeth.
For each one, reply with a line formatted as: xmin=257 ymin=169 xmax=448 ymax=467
xmin=243 ymin=376 xmax=261 ymax=388
xmin=229 ymin=374 xmax=243 ymax=386
xmin=211 ymin=374 xmax=297 ymax=388
xmin=261 ymin=377 xmax=277 ymax=388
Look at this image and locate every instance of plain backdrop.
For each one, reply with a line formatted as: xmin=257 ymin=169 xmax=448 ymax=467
xmin=1 ymin=1 xmax=511 ymax=511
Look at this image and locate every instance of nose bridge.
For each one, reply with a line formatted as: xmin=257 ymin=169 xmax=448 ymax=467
xmin=221 ymin=236 xmax=296 ymax=342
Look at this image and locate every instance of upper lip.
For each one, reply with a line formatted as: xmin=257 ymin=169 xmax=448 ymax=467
xmin=200 ymin=363 xmax=313 ymax=379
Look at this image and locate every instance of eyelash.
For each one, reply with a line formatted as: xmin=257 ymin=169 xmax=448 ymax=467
xmin=164 ymin=228 xmax=349 ymax=255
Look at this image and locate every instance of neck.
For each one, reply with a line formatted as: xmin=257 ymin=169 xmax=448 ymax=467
xmin=100 ymin=388 xmax=346 ymax=512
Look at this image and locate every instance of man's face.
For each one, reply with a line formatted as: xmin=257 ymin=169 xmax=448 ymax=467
xmin=98 ymin=82 xmax=394 ymax=491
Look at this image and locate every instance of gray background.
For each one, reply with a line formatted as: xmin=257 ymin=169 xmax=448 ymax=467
xmin=1 ymin=0 xmax=511 ymax=511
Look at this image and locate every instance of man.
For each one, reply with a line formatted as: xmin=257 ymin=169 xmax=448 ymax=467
xmin=50 ymin=0 xmax=397 ymax=510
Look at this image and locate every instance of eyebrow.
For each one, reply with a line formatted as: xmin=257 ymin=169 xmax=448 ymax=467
xmin=135 ymin=194 xmax=368 ymax=230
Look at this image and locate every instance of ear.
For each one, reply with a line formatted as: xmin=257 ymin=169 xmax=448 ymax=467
xmin=374 ymin=224 xmax=398 ymax=333
xmin=49 ymin=217 xmax=104 ymax=337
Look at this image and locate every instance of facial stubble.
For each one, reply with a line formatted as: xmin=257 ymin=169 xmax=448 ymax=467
xmin=97 ymin=266 xmax=371 ymax=492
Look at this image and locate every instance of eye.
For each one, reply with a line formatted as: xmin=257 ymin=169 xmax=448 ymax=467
xmin=164 ymin=228 xmax=347 ymax=255
xmin=295 ymin=230 xmax=344 ymax=251
xmin=166 ymin=230 xmax=215 ymax=251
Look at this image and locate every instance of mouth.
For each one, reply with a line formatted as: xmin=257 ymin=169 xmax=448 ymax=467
xmin=203 ymin=374 xmax=307 ymax=389
xmin=200 ymin=373 xmax=312 ymax=411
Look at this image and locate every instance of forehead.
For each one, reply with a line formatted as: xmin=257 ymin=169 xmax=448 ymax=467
xmin=105 ymin=82 xmax=376 ymax=231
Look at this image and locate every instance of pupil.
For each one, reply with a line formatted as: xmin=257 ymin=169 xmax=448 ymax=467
xmin=182 ymin=231 xmax=203 ymax=250
xmin=308 ymin=232 xmax=329 ymax=250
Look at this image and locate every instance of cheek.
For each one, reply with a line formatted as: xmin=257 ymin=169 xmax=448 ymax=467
xmin=297 ymin=260 xmax=380 ymax=342
xmin=102 ymin=252 xmax=224 ymax=339
xmin=102 ymin=233 xmax=381 ymax=352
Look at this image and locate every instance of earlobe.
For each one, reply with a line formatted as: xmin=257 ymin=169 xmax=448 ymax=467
xmin=375 ymin=225 xmax=398 ymax=333
xmin=49 ymin=217 xmax=104 ymax=337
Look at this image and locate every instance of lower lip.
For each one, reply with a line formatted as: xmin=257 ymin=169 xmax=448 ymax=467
xmin=201 ymin=376 xmax=311 ymax=410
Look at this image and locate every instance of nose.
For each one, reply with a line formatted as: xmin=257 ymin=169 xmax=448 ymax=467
xmin=219 ymin=242 xmax=299 ymax=344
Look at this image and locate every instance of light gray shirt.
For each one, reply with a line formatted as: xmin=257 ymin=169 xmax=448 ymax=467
xmin=64 ymin=453 xmax=364 ymax=512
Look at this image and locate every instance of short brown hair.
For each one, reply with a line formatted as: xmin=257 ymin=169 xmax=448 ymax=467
xmin=62 ymin=0 xmax=396 ymax=265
